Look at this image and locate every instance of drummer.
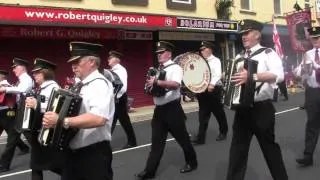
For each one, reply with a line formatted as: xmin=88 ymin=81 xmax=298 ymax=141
xmin=191 ymin=41 xmax=228 ymax=145
xmin=135 ymin=41 xmax=197 ymax=179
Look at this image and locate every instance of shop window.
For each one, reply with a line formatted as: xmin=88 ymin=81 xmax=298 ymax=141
xmin=274 ymin=0 xmax=281 ymax=15
xmin=241 ymin=0 xmax=251 ymax=10
xmin=166 ymin=0 xmax=196 ymax=10
xmin=305 ymin=0 xmax=310 ymax=8
xmin=111 ymin=0 xmax=148 ymax=6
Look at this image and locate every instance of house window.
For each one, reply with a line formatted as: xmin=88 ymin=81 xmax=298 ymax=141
xmin=241 ymin=0 xmax=250 ymax=10
xmin=274 ymin=0 xmax=281 ymax=15
xmin=305 ymin=0 xmax=310 ymax=8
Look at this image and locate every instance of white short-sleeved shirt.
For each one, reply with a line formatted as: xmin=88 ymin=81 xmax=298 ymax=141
xmin=69 ymin=70 xmax=115 ymax=150
xmin=295 ymin=48 xmax=320 ymax=88
xmin=206 ymin=55 xmax=223 ymax=86
xmin=5 ymin=72 xmax=33 ymax=101
xmin=153 ymin=60 xmax=182 ymax=106
xmin=38 ymin=80 xmax=60 ymax=113
xmin=111 ymin=63 xmax=128 ymax=98
xmin=236 ymin=44 xmax=284 ymax=102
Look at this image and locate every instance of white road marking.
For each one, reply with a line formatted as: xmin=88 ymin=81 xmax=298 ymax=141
xmin=0 ymin=107 xmax=301 ymax=178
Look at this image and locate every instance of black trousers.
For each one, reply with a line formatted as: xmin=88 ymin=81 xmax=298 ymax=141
xmin=111 ymin=93 xmax=137 ymax=145
xmin=303 ymin=87 xmax=320 ymax=157
xmin=196 ymin=86 xmax=228 ymax=142
xmin=277 ymin=81 xmax=288 ymax=99
xmin=144 ymin=99 xmax=197 ymax=175
xmin=62 ymin=141 xmax=113 ymax=180
xmin=226 ymin=100 xmax=288 ymax=180
xmin=0 ymin=108 xmax=29 ymax=168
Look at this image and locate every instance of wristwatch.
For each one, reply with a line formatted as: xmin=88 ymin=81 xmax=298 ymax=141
xmin=63 ymin=118 xmax=70 ymax=129
xmin=253 ymin=73 xmax=258 ymax=82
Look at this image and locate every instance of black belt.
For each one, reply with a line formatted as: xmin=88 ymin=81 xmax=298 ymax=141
xmin=155 ymin=98 xmax=180 ymax=108
xmin=254 ymin=99 xmax=272 ymax=105
xmin=70 ymin=141 xmax=110 ymax=154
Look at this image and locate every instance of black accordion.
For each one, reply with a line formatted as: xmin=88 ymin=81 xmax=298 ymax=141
xmin=144 ymin=67 xmax=167 ymax=97
xmin=38 ymin=88 xmax=82 ymax=151
xmin=223 ymin=58 xmax=258 ymax=109
xmin=15 ymin=90 xmax=45 ymax=132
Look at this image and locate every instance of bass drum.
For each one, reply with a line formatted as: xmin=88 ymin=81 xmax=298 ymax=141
xmin=173 ymin=52 xmax=211 ymax=93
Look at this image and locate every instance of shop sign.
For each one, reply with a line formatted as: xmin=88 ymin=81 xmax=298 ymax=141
xmin=177 ymin=17 xmax=238 ymax=32
xmin=0 ymin=5 xmax=176 ymax=28
xmin=118 ymin=30 xmax=153 ymax=40
xmin=159 ymin=31 xmax=215 ymax=41
xmin=0 ymin=26 xmax=118 ymax=39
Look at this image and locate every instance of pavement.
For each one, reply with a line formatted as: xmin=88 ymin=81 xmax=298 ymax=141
xmin=129 ymin=100 xmax=198 ymax=123
xmin=129 ymin=86 xmax=303 ymax=123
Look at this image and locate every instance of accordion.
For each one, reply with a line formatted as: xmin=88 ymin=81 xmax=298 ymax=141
xmin=38 ymin=88 xmax=82 ymax=151
xmin=15 ymin=91 xmax=45 ymax=132
xmin=144 ymin=67 xmax=167 ymax=97
xmin=223 ymin=57 xmax=258 ymax=109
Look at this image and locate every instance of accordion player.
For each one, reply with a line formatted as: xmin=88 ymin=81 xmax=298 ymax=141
xmin=144 ymin=67 xmax=168 ymax=97
xmin=224 ymin=48 xmax=267 ymax=109
xmin=38 ymin=88 xmax=82 ymax=151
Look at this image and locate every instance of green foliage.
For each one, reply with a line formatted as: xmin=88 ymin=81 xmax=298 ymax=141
xmin=215 ymin=0 xmax=233 ymax=20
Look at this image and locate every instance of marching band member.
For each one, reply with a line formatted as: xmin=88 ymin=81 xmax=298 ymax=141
xmin=191 ymin=41 xmax=228 ymax=145
xmin=295 ymin=27 xmax=320 ymax=167
xmin=24 ymin=58 xmax=62 ymax=180
xmin=108 ymin=50 xmax=137 ymax=149
xmin=135 ymin=41 xmax=197 ymax=180
xmin=226 ymin=19 xmax=288 ymax=180
xmin=0 ymin=59 xmax=31 ymax=172
xmin=42 ymin=42 xmax=115 ymax=180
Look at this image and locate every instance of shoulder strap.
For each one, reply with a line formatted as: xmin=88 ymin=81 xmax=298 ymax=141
xmin=83 ymin=78 xmax=109 ymax=87
xmin=39 ymin=82 xmax=57 ymax=93
xmin=163 ymin=63 xmax=177 ymax=70
xmin=248 ymin=47 xmax=268 ymax=59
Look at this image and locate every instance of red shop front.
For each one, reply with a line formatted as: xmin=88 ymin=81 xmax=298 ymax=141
xmin=0 ymin=5 xmax=177 ymax=107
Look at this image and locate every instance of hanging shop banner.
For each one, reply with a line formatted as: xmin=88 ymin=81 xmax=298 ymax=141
xmin=0 ymin=26 xmax=118 ymax=39
xmin=316 ymin=0 xmax=320 ymax=23
xmin=176 ymin=17 xmax=238 ymax=32
xmin=0 ymin=5 xmax=176 ymax=28
xmin=285 ymin=9 xmax=313 ymax=52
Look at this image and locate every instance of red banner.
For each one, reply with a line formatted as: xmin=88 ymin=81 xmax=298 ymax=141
xmin=0 ymin=5 xmax=176 ymax=28
xmin=0 ymin=26 xmax=118 ymax=39
xmin=285 ymin=9 xmax=312 ymax=52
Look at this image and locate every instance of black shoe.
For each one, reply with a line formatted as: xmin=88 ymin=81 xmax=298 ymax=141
xmin=190 ymin=135 xmax=205 ymax=145
xmin=296 ymin=157 xmax=313 ymax=167
xmin=180 ymin=164 xmax=197 ymax=173
xmin=299 ymin=106 xmax=305 ymax=110
xmin=18 ymin=148 xmax=30 ymax=155
xmin=191 ymin=139 xmax=205 ymax=145
xmin=135 ymin=171 xmax=155 ymax=180
xmin=122 ymin=143 xmax=137 ymax=150
xmin=0 ymin=165 xmax=9 ymax=173
xmin=216 ymin=133 xmax=227 ymax=141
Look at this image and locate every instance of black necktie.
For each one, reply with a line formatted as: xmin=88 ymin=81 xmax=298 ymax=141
xmin=72 ymin=82 xmax=83 ymax=94
xmin=315 ymin=48 xmax=320 ymax=65
xmin=246 ymin=50 xmax=251 ymax=57
xmin=159 ymin=64 xmax=164 ymax=70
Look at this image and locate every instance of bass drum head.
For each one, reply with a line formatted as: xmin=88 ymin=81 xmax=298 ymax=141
xmin=174 ymin=52 xmax=211 ymax=93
